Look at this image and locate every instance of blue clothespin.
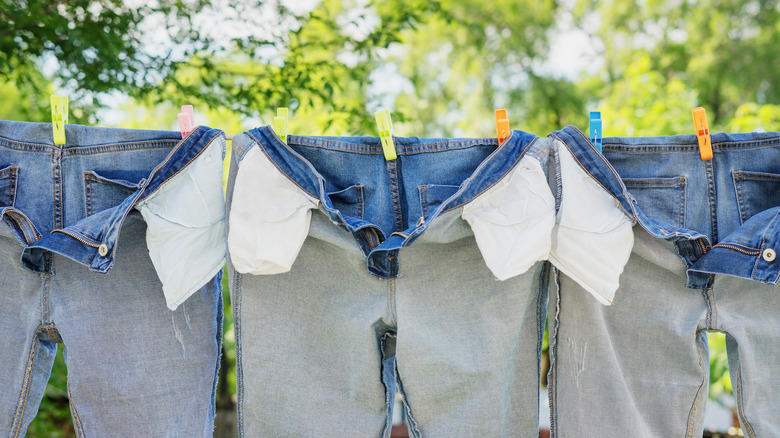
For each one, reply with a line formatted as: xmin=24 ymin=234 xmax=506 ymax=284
xmin=589 ymin=111 xmax=602 ymax=153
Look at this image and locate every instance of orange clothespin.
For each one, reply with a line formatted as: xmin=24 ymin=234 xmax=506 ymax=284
xmin=495 ymin=109 xmax=510 ymax=144
xmin=692 ymin=107 xmax=712 ymax=160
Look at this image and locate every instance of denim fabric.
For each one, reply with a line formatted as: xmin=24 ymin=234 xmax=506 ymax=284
xmin=0 ymin=121 xmax=224 ymax=437
xmin=548 ymin=126 xmax=780 ymax=437
xmin=227 ymin=126 xmax=553 ymax=436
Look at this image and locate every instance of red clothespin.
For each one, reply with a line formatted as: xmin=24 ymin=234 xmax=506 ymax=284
xmin=495 ymin=109 xmax=510 ymax=144
xmin=692 ymin=107 xmax=712 ymax=160
xmin=178 ymin=105 xmax=195 ymax=138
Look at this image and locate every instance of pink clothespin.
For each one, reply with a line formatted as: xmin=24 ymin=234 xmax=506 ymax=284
xmin=178 ymin=105 xmax=195 ymax=138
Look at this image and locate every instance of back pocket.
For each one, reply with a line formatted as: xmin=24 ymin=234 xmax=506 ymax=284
xmin=733 ymin=171 xmax=780 ymax=224
xmin=623 ymin=177 xmax=687 ymax=228
xmin=84 ymin=170 xmax=144 ymax=216
xmin=0 ymin=165 xmax=19 ymax=207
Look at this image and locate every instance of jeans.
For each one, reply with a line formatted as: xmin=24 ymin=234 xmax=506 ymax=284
xmin=0 ymin=121 xmax=225 ymax=437
xmin=227 ymin=126 xmax=555 ymax=436
xmin=548 ymin=126 xmax=780 ymax=437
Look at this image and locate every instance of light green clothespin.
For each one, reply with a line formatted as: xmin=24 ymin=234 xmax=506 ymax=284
xmin=51 ymin=95 xmax=68 ymax=145
xmin=273 ymin=107 xmax=289 ymax=143
xmin=374 ymin=109 xmax=396 ymax=161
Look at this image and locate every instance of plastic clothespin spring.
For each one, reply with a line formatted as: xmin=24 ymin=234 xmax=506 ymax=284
xmin=51 ymin=95 xmax=68 ymax=145
xmin=589 ymin=111 xmax=602 ymax=153
xmin=375 ymin=109 xmax=397 ymax=161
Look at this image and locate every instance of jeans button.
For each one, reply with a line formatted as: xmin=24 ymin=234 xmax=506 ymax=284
xmin=763 ymin=248 xmax=776 ymax=262
xmin=98 ymin=244 xmax=108 ymax=257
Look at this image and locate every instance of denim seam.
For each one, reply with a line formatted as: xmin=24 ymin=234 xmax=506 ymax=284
xmin=734 ymin=175 xmax=749 ymax=224
xmin=733 ymin=170 xmax=780 ymax=181
xmin=67 ymin=381 xmax=86 ymax=438
xmin=686 ymin=329 xmax=708 ymax=438
xmin=0 ymin=166 xmax=18 ymax=205
xmin=547 ymin=267 xmax=561 ymax=438
xmin=6 ymin=212 xmax=37 ymax=245
xmin=388 ymin=277 xmax=398 ymax=328
xmin=10 ymin=325 xmax=54 ymax=438
xmin=0 ymin=137 xmax=178 ymax=154
xmin=134 ymin=130 xmax=223 ymax=205
xmin=602 ymin=136 xmax=780 ymax=151
xmin=248 ymin=132 xmax=320 ymax=200
xmin=418 ymin=186 xmax=429 ymax=219
xmin=439 ymin=147 xmax=524 ymax=215
xmin=549 ymin=132 xmax=632 ymax=217
xmin=52 ymin=150 xmax=63 ymax=230
xmin=731 ymin=352 xmax=756 ymax=438
xmin=289 ymin=136 xmax=501 ymax=155
xmin=355 ymin=185 xmax=365 ymax=220
xmin=535 ymin=262 xmax=549 ymax=433
xmin=233 ymin=272 xmax=244 ymax=438
xmin=388 ymin=159 xmax=404 ymax=233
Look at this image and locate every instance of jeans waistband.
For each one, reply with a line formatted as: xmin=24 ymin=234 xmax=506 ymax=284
xmin=552 ymin=125 xmax=780 ymax=288
xmin=231 ymin=125 xmax=549 ymax=278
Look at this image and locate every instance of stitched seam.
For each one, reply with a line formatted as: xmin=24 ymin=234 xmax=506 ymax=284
xmin=439 ymin=151 xmax=523 ymax=215
xmin=11 ymin=326 xmax=49 ymax=438
xmin=68 ymin=382 xmax=85 ymax=437
xmin=6 ymin=213 xmax=35 ymax=245
xmin=233 ymin=272 xmax=244 ymax=438
xmin=355 ymin=185 xmax=365 ymax=220
xmin=134 ymin=131 xmax=222 ymax=204
xmin=389 ymin=277 xmax=398 ymax=327
xmin=686 ymin=331 xmax=708 ymax=438
xmin=551 ymin=133 xmax=624 ymax=201
xmin=418 ymin=186 xmax=428 ymax=219
xmin=732 ymin=354 xmax=756 ymax=438
xmin=248 ymin=132 xmax=321 ymax=199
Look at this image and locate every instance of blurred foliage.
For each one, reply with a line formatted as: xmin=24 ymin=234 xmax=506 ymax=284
xmin=5 ymin=0 xmax=780 ymax=435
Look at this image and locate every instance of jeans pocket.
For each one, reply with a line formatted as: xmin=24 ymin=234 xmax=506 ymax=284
xmin=0 ymin=165 xmax=19 ymax=207
xmin=228 ymin=146 xmax=319 ymax=276
xmin=136 ymin=140 xmax=226 ymax=310
xmin=84 ymin=170 xmax=144 ymax=216
xmin=733 ymin=170 xmax=780 ymax=224
xmin=462 ymin=155 xmax=555 ymax=280
xmin=623 ymin=176 xmax=687 ymax=228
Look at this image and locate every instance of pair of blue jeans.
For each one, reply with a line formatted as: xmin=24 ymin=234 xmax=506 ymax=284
xmin=226 ymin=126 xmax=554 ymax=436
xmin=0 ymin=121 xmax=225 ymax=437
xmin=548 ymin=126 xmax=780 ymax=436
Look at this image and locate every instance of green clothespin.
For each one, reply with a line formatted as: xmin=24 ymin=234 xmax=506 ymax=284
xmin=51 ymin=95 xmax=68 ymax=145
xmin=273 ymin=107 xmax=289 ymax=143
xmin=374 ymin=109 xmax=396 ymax=161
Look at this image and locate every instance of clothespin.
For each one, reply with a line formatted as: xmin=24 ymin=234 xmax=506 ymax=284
xmin=589 ymin=111 xmax=603 ymax=153
xmin=375 ymin=109 xmax=397 ymax=161
xmin=273 ymin=107 xmax=289 ymax=143
xmin=495 ymin=109 xmax=510 ymax=144
xmin=51 ymin=95 xmax=68 ymax=145
xmin=692 ymin=107 xmax=713 ymax=160
xmin=178 ymin=105 xmax=195 ymax=138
